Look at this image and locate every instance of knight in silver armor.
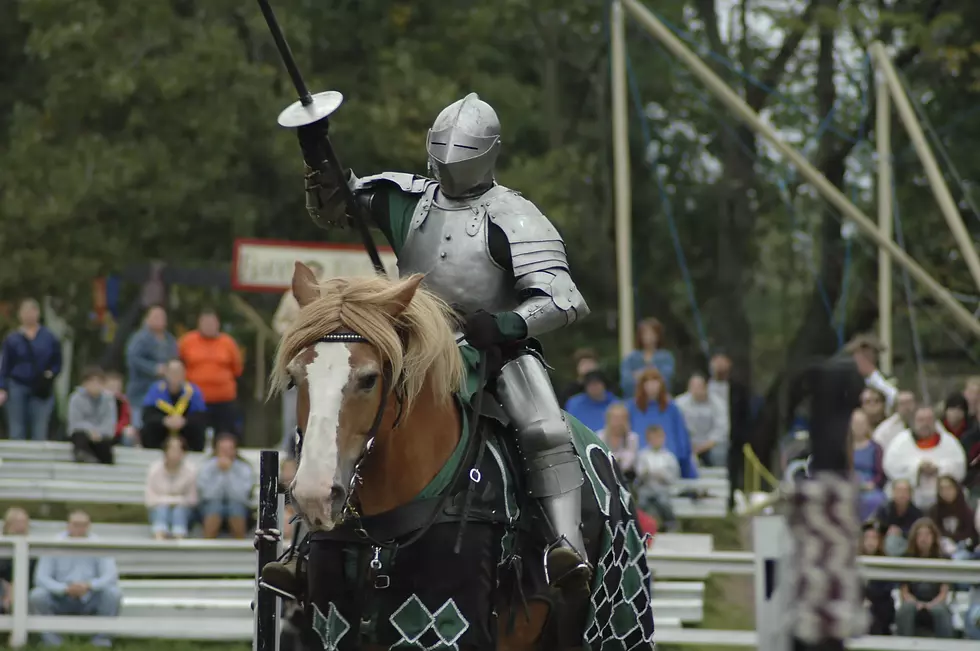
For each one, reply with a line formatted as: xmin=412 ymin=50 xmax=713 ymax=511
xmin=306 ymin=93 xmax=591 ymax=588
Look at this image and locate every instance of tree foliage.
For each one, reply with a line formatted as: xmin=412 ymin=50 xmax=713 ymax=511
xmin=3 ymin=0 xmax=980 ymax=449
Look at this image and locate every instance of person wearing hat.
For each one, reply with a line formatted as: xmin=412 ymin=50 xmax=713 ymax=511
xmin=845 ymin=334 xmax=898 ymax=412
xmin=564 ymin=370 xmax=619 ymax=433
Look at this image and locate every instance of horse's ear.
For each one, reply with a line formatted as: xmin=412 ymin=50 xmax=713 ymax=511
xmin=292 ymin=261 xmax=320 ymax=308
xmin=384 ymin=274 xmax=424 ymax=317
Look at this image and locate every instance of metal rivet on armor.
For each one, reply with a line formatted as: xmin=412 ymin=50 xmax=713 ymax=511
xmin=445 ymin=234 xmax=451 ymax=241
xmin=440 ymin=252 xmax=447 ymax=259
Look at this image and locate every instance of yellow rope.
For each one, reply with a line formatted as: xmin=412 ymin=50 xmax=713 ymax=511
xmin=742 ymin=443 xmax=781 ymax=491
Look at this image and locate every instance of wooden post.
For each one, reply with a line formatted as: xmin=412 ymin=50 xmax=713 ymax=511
xmin=871 ymin=41 xmax=980 ymax=295
xmin=620 ymin=0 xmax=980 ymax=338
xmin=611 ymin=0 xmax=635 ymax=358
xmin=876 ymin=67 xmax=893 ymax=376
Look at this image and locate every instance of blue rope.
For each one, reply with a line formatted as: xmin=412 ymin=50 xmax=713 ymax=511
xmin=775 ymin=178 xmax=836 ymax=326
xmin=625 ymin=50 xmax=711 ymax=359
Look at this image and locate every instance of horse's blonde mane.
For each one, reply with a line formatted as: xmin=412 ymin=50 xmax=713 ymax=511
xmin=271 ymin=274 xmax=465 ymax=413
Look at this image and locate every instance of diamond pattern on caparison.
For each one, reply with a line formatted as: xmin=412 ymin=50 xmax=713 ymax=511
xmin=388 ymin=594 xmax=470 ymax=650
xmin=584 ymin=520 xmax=656 ymax=650
xmin=312 ymin=602 xmax=351 ymax=651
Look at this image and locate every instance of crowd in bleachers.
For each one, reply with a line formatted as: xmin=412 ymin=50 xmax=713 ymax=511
xmin=562 ymin=318 xmax=749 ymax=531
xmin=3 ymin=292 xmax=979 ymax=641
xmin=840 ymin=335 xmax=980 ymax=639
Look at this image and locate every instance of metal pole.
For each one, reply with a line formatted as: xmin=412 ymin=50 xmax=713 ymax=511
xmin=876 ymin=69 xmax=893 ymax=376
xmin=870 ymin=41 xmax=980 ymax=294
xmin=620 ymin=0 xmax=980 ymax=339
xmin=255 ymin=450 xmax=280 ymax=651
xmin=611 ymin=0 xmax=635 ymax=359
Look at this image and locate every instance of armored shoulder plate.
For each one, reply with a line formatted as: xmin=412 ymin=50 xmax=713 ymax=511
xmin=353 ymin=171 xmax=435 ymax=195
xmin=485 ymin=186 xmax=568 ymax=277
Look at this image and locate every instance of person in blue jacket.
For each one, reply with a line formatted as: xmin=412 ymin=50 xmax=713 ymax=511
xmin=0 ymin=299 xmax=62 ymax=441
xmin=620 ymin=318 xmax=676 ymax=397
xmin=626 ymin=367 xmax=697 ymax=478
xmin=564 ymin=370 xmax=619 ymax=433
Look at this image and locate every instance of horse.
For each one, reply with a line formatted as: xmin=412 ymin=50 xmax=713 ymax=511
xmin=271 ymin=262 xmax=655 ymax=651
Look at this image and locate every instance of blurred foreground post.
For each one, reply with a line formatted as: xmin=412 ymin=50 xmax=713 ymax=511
xmin=255 ymin=450 xmax=280 ymax=651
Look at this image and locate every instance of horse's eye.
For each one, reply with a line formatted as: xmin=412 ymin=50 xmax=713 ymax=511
xmin=356 ymin=373 xmax=379 ymax=392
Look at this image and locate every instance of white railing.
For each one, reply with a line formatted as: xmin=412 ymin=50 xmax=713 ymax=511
xmin=1 ymin=535 xmax=977 ymax=648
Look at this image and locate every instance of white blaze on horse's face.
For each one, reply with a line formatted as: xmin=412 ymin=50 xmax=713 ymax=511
xmin=290 ymin=342 xmax=352 ymax=530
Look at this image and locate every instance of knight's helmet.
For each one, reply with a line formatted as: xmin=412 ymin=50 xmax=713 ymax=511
xmin=426 ymin=93 xmax=501 ymax=198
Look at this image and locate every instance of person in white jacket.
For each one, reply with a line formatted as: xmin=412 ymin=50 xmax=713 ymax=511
xmin=883 ymin=405 xmax=966 ymax=509
xmin=634 ymin=425 xmax=680 ymax=529
xmin=874 ymin=390 xmax=949 ymax=452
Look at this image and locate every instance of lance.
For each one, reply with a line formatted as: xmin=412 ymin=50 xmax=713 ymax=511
xmin=255 ymin=0 xmax=388 ymax=277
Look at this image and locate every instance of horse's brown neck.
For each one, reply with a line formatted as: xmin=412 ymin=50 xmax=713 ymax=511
xmin=356 ymin=377 xmax=461 ymax=516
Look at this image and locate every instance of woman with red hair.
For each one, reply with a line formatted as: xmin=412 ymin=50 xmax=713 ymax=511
xmin=619 ymin=318 xmax=676 ymax=397
xmin=626 ymin=368 xmax=696 ymax=478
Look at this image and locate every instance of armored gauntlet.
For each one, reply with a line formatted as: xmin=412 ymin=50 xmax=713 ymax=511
xmin=303 ymin=164 xmax=351 ymax=228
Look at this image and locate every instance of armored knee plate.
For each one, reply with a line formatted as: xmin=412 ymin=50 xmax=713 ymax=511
xmin=495 ymin=354 xmax=584 ymax=499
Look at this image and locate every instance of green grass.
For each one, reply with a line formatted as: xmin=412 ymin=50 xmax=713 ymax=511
xmin=1 ymin=502 xmax=146 ymax=524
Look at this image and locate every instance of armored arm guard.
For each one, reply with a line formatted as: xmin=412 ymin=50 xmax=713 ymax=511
xmin=486 ymin=190 xmax=590 ymax=338
xmin=305 ymin=169 xmax=429 ymax=230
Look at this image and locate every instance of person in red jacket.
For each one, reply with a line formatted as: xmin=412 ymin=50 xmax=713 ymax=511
xmin=104 ymin=371 xmax=138 ymax=446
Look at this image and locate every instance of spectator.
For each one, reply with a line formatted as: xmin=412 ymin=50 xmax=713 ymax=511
xmin=179 ymin=310 xmax=244 ymax=437
xmin=141 ymin=359 xmax=208 ymax=452
xmin=928 ymin=474 xmax=979 ymax=560
xmin=0 ymin=507 xmax=33 ymax=615
xmin=274 ymin=261 xmax=324 ymax=458
xmin=29 ymin=509 xmax=122 ymax=648
xmin=941 ymin=392 xmax=978 ymax=450
xmin=675 ymin=373 xmax=729 ymax=468
xmin=860 ymin=521 xmax=895 ymax=636
xmin=67 ymin=366 xmax=118 ymax=465
xmin=859 ymin=388 xmax=887 ymax=431
xmin=564 ymin=370 xmax=618 ymax=433
xmin=874 ymin=390 xmax=918 ymax=451
xmin=145 ymin=436 xmax=199 ymax=540
xmin=883 ymin=406 xmax=966 ymax=509
xmin=873 ymin=479 xmax=923 ymax=556
xmin=846 ymin=334 xmax=898 ymax=412
xmin=104 ymin=371 xmax=138 ymax=447
xmin=0 ymin=298 xmax=62 ymax=441
xmin=635 ymin=425 xmax=680 ymax=530
xmin=852 ymin=408 xmax=887 ymax=521
xmin=558 ymin=348 xmax=600 ymax=406
xmin=708 ymin=351 xmax=751 ymax=511
xmin=627 ymin=368 xmax=696 ymax=478
xmin=125 ymin=305 xmax=178 ymax=431
xmin=964 ymin=376 xmax=980 ymax=421
xmin=596 ymin=402 xmax=640 ymax=479
xmin=620 ymin=318 xmax=676 ymax=396
xmin=895 ymin=518 xmax=954 ymax=638
xmin=198 ymin=433 xmax=254 ymax=539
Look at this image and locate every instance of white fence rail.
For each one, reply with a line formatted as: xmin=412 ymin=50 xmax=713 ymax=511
xmin=1 ymin=535 xmax=976 ymax=647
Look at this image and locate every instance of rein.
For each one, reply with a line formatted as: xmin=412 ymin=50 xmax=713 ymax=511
xmin=295 ymin=331 xmax=487 ymax=558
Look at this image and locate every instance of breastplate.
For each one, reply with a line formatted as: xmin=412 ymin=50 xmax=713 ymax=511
xmin=398 ymin=192 xmax=518 ymax=315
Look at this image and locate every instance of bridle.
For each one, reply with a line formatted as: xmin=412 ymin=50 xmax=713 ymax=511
xmin=291 ymin=329 xmax=489 ymax=557
xmin=292 ymin=332 xmax=404 ymax=524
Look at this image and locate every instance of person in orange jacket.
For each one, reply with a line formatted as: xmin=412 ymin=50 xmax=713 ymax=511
xmin=178 ymin=309 xmax=244 ymax=437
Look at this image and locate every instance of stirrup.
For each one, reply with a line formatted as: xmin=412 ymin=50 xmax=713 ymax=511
xmin=542 ymin=536 xmax=592 ymax=588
